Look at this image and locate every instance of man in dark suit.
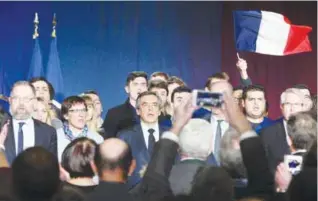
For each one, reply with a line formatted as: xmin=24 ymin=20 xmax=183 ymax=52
xmin=260 ymin=88 xmax=306 ymax=173
xmin=3 ymin=81 xmax=57 ymax=164
xmin=169 ymin=119 xmax=214 ymax=195
xmin=118 ymin=91 xmax=168 ymax=188
xmin=102 ymin=71 xmax=148 ymax=139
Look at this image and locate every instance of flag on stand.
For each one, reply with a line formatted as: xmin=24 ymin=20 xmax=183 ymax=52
xmin=46 ymin=14 xmax=64 ymax=102
xmin=28 ymin=13 xmax=44 ymax=79
xmin=233 ymin=10 xmax=312 ymax=56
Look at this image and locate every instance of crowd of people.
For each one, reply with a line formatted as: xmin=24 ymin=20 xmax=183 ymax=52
xmin=0 ymin=57 xmax=316 ymax=201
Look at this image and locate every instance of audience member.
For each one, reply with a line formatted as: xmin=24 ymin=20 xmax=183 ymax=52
xmin=166 ymin=76 xmax=186 ymax=116
xmin=5 ymin=81 xmax=57 ymax=164
xmin=102 ymin=71 xmax=148 ymax=139
xmin=260 ymin=88 xmax=306 ymax=173
xmin=57 ymin=96 xmax=103 ymax=161
xmin=169 ymin=119 xmax=213 ymax=195
xmin=149 ymin=72 xmax=169 ymax=82
xmin=241 ymin=85 xmax=274 ymax=133
xmin=118 ymin=91 xmax=169 ymax=188
xmin=61 ymin=137 xmax=98 ymax=195
xmin=83 ymin=90 xmax=104 ymax=130
xmin=33 ymin=97 xmax=61 ymax=129
xmin=79 ymin=95 xmax=100 ymax=134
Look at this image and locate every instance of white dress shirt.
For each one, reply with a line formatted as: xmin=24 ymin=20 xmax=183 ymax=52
xmin=140 ymin=121 xmax=160 ymax=149
xmin=283 ymin=120 xmax=292 ymax=146
xmin=56 ymin=128 xmax=104 ymax=162
xmin=210 ymin=115 xmax=229 ymax=150
xmin=12 ymin=118 xmax=35 ymax=153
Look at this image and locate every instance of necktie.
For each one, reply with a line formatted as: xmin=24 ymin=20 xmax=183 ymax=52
xmin=148 ymin=128 xmax=156 ymax=155
xmin=17 ymin=122 xmax=25 ymax=155
xmin=214 ymin=120 xmax=223 ymax=162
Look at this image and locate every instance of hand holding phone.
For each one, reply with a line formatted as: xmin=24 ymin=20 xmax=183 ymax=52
xmin=192 ymin=90 xmax=224 ymax=108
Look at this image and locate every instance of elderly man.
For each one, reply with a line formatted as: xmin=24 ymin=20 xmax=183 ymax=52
xmin=169 ymin=119 xmax=214 ymax=195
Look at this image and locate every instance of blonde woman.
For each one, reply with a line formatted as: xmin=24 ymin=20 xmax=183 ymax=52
xmin=80 ymin=95 xmax=100 ymax=134
xmin=33 ymin=97 xmax=57 ymax=126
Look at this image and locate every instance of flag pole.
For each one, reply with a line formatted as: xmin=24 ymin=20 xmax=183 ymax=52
xmin=52 ymin=13 xmax=57 ymax=38
xmin=32 ymin=12 xmax=39 ymax=39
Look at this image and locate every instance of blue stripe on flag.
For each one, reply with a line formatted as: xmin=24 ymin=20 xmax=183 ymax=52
xmin=233 ymin=10 xmax=262 ymax=52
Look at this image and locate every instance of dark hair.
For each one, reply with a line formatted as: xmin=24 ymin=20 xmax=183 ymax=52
xmin=242 ymin=84 xmax=266 ymax=100
xmin=94 ymin=144 xmax=133 ymax=179
xmin=171 ymin=86 xmax=192 ymax=103
xmin=126 ymin=71 xmax=148 ymax=86
xmin=287 ymin=112 xmax=317 ymax=150
xmin=292 ymin=84 xmax=310 ymax=90
xmin=205 ymin=72 xmax=230 ymax=89
xmin=233 ymin=85 xmax=244 ymax=92
xmin=61 ymin=137 xmax=97 ymax=178
xmin=52 ymin=185 xmax=86 ymax=201
xmin=148 ymin=80 xmax=169 ymax=95
xmin=29 ymin=77 xmax=55 ymax=100
xmin=167 ymin=76 xmax=186 ymax=87
xmin=61 ymin=96 xmax=87 ymax=119
xmin=12 ymin=147 xmax=60 ymax=201
xmin=136 ymin=91 xmax=161 ymax=110
xmin=150 ymin=72 xmax=169 ymax=81
xmin=191 ymin=166 xmax=234 ymax=201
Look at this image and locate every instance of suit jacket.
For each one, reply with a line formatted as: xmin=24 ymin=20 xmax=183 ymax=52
xmin=4 ymin=118 xmax=57 ymax=164
xmin=254 ymin=117 xmax=275 ymax=134
xmin=89 ymin=138 xmax=178 ymax=201
xmin=118 ymin=123 xmax=168 ymax=189
xmin=102 ymin=99 xmax=139 ymax=139
xmin=169 ymin=159 xmax=206 ymax=195
xmin=259 ymin=121 xmax=291 ymax=173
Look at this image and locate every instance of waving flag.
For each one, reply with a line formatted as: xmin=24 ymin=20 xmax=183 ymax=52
xmin=28 ymin=13 xmax=44 ymax=79
xmin=46 ymin=14 xmax=64 ymax=102
xmin=233 ymin=10 xmax=312 ymax=56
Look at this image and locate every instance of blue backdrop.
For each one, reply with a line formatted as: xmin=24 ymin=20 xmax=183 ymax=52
xmin=0 ymin=2 xmax=222 ymax=116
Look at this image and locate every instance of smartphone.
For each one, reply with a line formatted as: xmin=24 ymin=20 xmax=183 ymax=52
xmin=192 ymin=90 xmax=223 ymax=107
xmin=284 ymin=155 xmax=303 ymax=175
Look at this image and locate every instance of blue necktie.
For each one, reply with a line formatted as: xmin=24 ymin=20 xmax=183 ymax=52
xmin=17 ymin=122 xmax=25 ymax=155
xmin=214 ymin=120 xmax=223 ymax=162
xmin=148 ymin=128 xmax=156 ymax=155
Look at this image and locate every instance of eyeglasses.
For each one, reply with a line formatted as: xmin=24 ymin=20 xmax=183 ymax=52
xmin=11 ymin=96 xmax=34 ymax=103
xmin=284 ymin=102 xmax=303 ymax=108
xmin=69 ymin=108 xmax=88 ymax=114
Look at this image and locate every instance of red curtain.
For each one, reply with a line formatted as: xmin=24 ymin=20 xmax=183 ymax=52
xmin=221 ymin=1 xmax=317 ymax=119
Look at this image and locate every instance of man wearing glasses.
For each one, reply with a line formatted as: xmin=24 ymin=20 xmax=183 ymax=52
xmin=57 ymin=96 xmax=104 ymax=161
xmin=3 ymin=81 xmax=57 ymax=164
xmin=260 ymin=88 xmax=306 ymax=173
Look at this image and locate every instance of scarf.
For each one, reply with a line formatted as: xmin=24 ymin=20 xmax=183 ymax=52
xmin=63 ymin=122 xmax=88 ymax=141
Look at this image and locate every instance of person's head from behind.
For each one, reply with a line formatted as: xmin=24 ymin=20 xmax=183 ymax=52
xmin=79 ymin=95 xmax=95 ymax=122
xmin=62 ymin=96 xmax=88 ymax=131
xmin=191 ymin=166 xmax=233 ymax=201
xmin=179 ymin=119 xmax=213 ymax=160
xmin=219 ymin=127 xmax=246 ymax=178
xmin=12 ymin=147 xmax=60 ymax=201
xmin=167 ymin=76 xmax=186 ymax=104
xmin=61 ymin=137 xmax=97 ymax=179
xmin=209 ymin=81 xmax=233 ymax=117
xmin=287 ymin=111 xmax=317 ymax=152
xmin=125 ymin=71 xmax=148 ymax=102
xmin=242 ymin=85 xmax=267 ymax=121
xmin=83 ymin=90 xmax=103 ymax=119
xmin=171 ymin=86 xmax=192 ymax=110
xmin=9 ymin=81 xmax=36 ymax=120
xmin=93 ymin=138 xmax=135 ymax=181
xmin=150 ymin=72 xmax=169 ymax=82
xmin=29 ymin=77 xmax=55 ymax=104
xmin=280 ymin=88 xmax=305 ymax=120
xmin=136 ymin=91 xmax=161 ymax=124
xmin=205 ymin=72 xmax=230 ymax=91
xmin=148 ymin=80 xmax=169 ymax=108
xmin=292 ymin=84 xmax=312 ymax=111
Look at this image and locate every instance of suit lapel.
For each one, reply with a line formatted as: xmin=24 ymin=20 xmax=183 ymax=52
xmin=278 ymin=121 xmax=290 ymax=154
xmin=4 ymin=118 xmax=16 ymax=164
xmin=134 ymin=124 xmax=150 ymax=160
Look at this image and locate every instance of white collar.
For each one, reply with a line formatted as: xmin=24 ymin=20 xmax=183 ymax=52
xmin=140 ymin=120 xmax=158 ymax=130
xmin=13 ymin=118 xmax=33 ymax=125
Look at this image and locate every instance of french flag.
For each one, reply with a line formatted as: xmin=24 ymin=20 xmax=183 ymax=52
xmin=233 ymin=10 xmax=312 ymax=56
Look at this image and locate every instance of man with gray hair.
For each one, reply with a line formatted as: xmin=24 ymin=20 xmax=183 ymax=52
xmin=3 ymin=81 xmax=57 ymax=164
xmin=260 ymin=88 xmax=306 ymax=173
xmin=169 ymin=119 xmax=214 ymax=195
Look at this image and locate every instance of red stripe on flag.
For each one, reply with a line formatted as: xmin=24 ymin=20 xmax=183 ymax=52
xmin=284 ymin=25 xmax=312 ymax=55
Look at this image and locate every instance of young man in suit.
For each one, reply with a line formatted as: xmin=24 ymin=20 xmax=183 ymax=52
xmin=102 ymin=71 xmax=148 ymax=139
xmin=260 ymin=88 xmax=306 ymax=173
xmin=118 ymin=91 xmax=168 ymax=188
xmin=4 ymin=81 xmax=57 ymax=164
